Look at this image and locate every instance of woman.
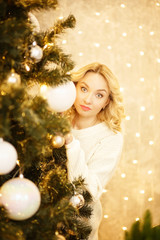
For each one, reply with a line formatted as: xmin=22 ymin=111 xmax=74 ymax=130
xmin=65 ymin=62 xmax=125 ymax=240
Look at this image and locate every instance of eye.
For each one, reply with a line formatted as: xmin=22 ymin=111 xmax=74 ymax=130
xmin=96 ymin=93 xmax=103 ymax=98
xmin=81 ymin=86 xmax=87 ymax=92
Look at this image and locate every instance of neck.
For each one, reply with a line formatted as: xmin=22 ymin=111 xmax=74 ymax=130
xmin=73 ymin=115 xmax=101 ymax=130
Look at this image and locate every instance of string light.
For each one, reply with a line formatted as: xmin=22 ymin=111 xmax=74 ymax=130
xmin=122 ymin=227 xmax=127 ymax=231
xmin=149 ymin=115 xmax=154 ymax=120
xmin=140 ymin=51 xmax=144 ymax=56
xmin=78 ymin=31 xmax=83 ymax=34
xmin=125 ymin=116 xmax=130 ymax=120
xmin=105 ymin=19 xmax=110 ymax=23
xmin=136 ymin=218 xmax=140 ymax=221
xmin=16 ymin=160 xmax=20 ymax=166
xmin=107 ymin=45 xmax=112 ymax=50
xmin=104 ymin=214 xmax=109 ymax=218
xmin=140 ymin=77 xmax=144 ymax=82
xmin=149 ymin=141 xmax=154 ymax=145
xmin=121 ymin=173 xmax=126 ymax=178
xmin=126 ymin=63 xmax=131 ymax=67
xmin=148 ymin=197 xmax=153 ymax=201
xmin=19 ymin=174 xmax=24 ymax=179
xmin=59 ymin=16 xmax=63 ymax=19
xmin=120 ymin=4 xmax=126 ymax=8
xmin=140 ymin=106 xmax=146 ymax=111
xmin=122 ymin=32 xmax=127 ymax=37
xmin=150 ymin=31 xmax=154 ymax=35
xmin=148 ymin=170 xmax=152 ymax=175
xmin=140 ymin=190 xmax=145 ymax=194
xmin=102 ymin=189 xmax=108 ymax=193
xmin=157 ymin=58 xmax=160 ymax=63
xmin=133 ymin=159 xmax=138 ymax=164
xmin=78 ymin=52 xmax=83 ymax=56
xmin=62 ymin=40 xmax=67 ymax=44
xmin=124 ymin=196 xmax=128 ymax=200
xmin=25 ymin=64 xmax=30 ymax=71
xmin=120 ymin=87 xmax=124 ymax=92
xmin=94 ymin=43 xmax=100 ymax=47
xmin=139 ymin=25 xmax=143 ymax=29
xmin=136 ymin=132 xmax=140 ymax=137
xmin=156 ymin=2 xmax=160 ymax=6
xmin=95 ymin=12 xmax=100 ymax=16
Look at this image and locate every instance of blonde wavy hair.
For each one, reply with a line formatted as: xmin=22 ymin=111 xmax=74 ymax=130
xmin=70 ymin=62 xmax=125 ymax=133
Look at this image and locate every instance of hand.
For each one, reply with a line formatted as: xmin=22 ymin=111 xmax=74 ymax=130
xmin=64 ymin=133 xmax=73 ymax=145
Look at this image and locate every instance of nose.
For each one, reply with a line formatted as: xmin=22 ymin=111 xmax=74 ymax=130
xmin=84 ymin=93 xmax=93 ymax=104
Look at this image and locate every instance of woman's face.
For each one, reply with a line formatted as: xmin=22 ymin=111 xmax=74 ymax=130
xmin=74 ymin=72 xmax=110 ymax=120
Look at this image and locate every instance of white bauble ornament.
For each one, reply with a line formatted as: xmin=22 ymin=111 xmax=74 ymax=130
xmin=30 ymin=43 xmax=43 ymax=62
xmin=46 ymin=81 xmax=76 ymax=112
xmin=52 ymin=135 xmax=65 ymax=148
xmin=70 ymin=192 xmax=85 ymax=209
xmin=0 ymin=177 xmax=41 ymax=220
xmin=7 ymin=72 xmax=21 ymax=85
xmin=0 ymin=138 xmax=17 ymax=175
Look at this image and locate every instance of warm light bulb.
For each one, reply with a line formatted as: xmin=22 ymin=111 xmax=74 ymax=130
xmin=148 ymin=197 xmax=153 ymax=201
xmin=94 ymin=43 xmax=100 ymax=47
xmin=121 ymin=173 xmax=126 ymax=178
xmin=140 ymin=106 xmax=146 ymax=111
xmin=136 ymin=218 xmax=140 ymax=221
xmin=150 ymin=31 xmax=154 ymax=35
xmin=140 ymin=51 xmax=144 ymax=56
xmin=157 ymin=58 xmax=160 ymax=63
xmin=107 ymin=45 xmax=112 ymax=50
xmin=122 ymin=32 xmax=127 ymax=37
xmin=140 ymin=190 xmax=145 ymax=194
xmin=139 ymin=25 xmax=143 ymax=29
xmin=104 ymin=214 xmax=109 ymax=218
xmin=25 ymin=64 xmax=30 ymax=71
xmin=149 ymin=141 xmax=154 ymax=145
xmin=105 ymin=19 xmax=110 ymax=23
xmin=126 ymin=63 xmax=131 ymax=67
xmin=156 ymin=2 xmax=160 ymax=6
xmin=19 ymin=174 xmax=24 ymax=179
xmin=120 ymin=87 xmax=124 ymax=92
xmin=122 ymin=227 xmax=127 ymax=231
xmin=62 ymin=40 xmax=67 ymax=44
xmin=140 ymin=77 xmax=144 ymax=82
xmin=16 ymin=160 xmax=20 ymax=166
xmin=78 ymin=52 xmax=83 ymax=56
xmin=59 ymin=16 xmax=63 ymax=19
xmin=125 ymin=116 xmax=130 ymax=120
xmin=124 ymin=197 xmax=128 ymax=200
xmin=149 ymin=115 xmax=154 ymax=120
xmin=78 ymin=31 xmax=83 ymax=34
xmin=133 ymin=159 xmax=138 ymax=164
xmin=121 ymin=4 xmax=126 ymax=8
xmin=148 ymin=170 xmax=152 ymax=175
xmin=136 ymin=133 xmax=140 ymax=137
xmin=95 ymin=12 xmax=100 ymax=16
xmin=102 ymin=189 xmax=108 ymax=193
xmin=40 ymin=84 xmax=48 ymax=94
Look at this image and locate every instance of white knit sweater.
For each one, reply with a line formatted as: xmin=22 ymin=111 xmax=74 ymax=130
xmin=66 ymin=122 xmax=123 ymax=240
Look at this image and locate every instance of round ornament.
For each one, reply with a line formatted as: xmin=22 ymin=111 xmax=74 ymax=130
xmin=70 ymin=193 xmax=85 ymax=209
xmin=46 ymin=81 xmax=76 ymax=112
xmin=0 ymin=177 xmax=41 ymax=220
xmin=52 ymin=135 xmax=65 ymax=148
xmin=7 ymin=72 xmax=21 ymax=85
xmin=0 ymin=138 xmax=18 ymax=175
xmin=30 ymin=43 xmax=43 ymax=62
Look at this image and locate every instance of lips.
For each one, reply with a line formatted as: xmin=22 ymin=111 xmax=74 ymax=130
xmin=80 ymin=105 xmax=91 ymax=111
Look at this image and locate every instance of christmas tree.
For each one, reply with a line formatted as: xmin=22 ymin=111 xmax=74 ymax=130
xmin=124 ymin=210 xmax=160 ymax=240
xmin=0 ymin=1 xmax=92 ymax=239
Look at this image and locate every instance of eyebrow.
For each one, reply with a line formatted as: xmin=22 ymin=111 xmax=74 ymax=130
xmin=80 ymin=82 xmax=107 ymax=93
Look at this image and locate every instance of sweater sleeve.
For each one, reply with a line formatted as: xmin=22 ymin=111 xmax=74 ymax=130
xmin=65 ymin=132 xmax=123 ymax=201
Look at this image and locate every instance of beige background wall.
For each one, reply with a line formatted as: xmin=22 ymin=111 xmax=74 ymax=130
xmin=35 ymin=0 xmax=160 ymax=239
